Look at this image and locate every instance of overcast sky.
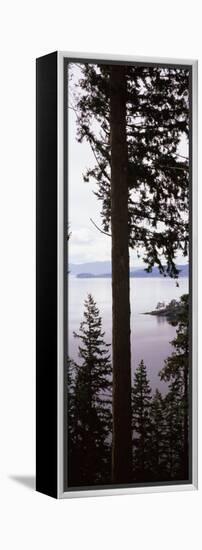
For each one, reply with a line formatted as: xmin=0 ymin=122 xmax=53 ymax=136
xmin=68 ymin=65 xmax=189 ymax=267
xmin=68 ymin=106 xmax=112 ymax=264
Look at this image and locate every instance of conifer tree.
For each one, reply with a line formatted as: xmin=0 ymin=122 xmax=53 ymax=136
xmin=68 ymin=294 xmax=112 ymax=486
xmin=72 ymin=64 xmax=189 ymax=275
xmin=160 ymin=294 xmax=189 ymax=479
xmin=150 ymin=389 xmax=168 ymax=480
xmin=163 ymin=380 xmax=184 ymax=479
xmin=132 ymin=360 xmax=152 ymax=481
xmin=109 ymin=65 xmax=132 ymax=482
xmin=66 ymin=358 xmax=80 ymax=485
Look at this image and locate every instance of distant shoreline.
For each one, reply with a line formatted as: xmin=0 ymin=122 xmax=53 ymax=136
xmin=143 ymin=308 xmax=175 ymax=317
xmin=69 ymin=262 xmax=188 ymax=279
xmin=76 ymin=274 xmax=188 ymax=279
xmin=75 ymin=267 xmax=188 ymax=280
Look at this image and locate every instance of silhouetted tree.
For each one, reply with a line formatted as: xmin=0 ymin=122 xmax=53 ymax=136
xmin=109 ymin=65 xmax=132 ymax=482
xmin=67 ymin=358 xmax=80 ymax=484
xmin=163 ymin=380 xmax=184 ymax=479
xmin=150 ymin=389 xmax=169 ymax=480
xmin=160 ymin=294 xmax=189 ymax=479
xmin=68 ymin=294 xmax=112 ymax=486
xmin=73 ymin=64 xmax=189 ymax=274
xmin=132 ymin=360 xmax=152 ymax=481
xmin=156 ymin=301 xmax=166 ymax=310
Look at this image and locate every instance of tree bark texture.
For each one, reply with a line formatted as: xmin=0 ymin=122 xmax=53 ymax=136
xmin=110 ymin=64 xmax=132 ymax=483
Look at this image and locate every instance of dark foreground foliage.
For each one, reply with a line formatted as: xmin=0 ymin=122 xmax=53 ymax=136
xmin=67 ymin=294 xmax=112 ymax=487
xmin=67 ymin=294 xmax=189 ymax=487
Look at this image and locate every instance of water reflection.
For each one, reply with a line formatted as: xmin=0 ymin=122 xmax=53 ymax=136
xmin=155 ymin=315 xmax=169 ymax=325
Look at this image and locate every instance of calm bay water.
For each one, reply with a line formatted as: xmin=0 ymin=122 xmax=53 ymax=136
xmin=68 ymin=276 xmax=188 ymax=394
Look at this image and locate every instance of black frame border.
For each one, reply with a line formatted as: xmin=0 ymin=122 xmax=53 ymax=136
xmin=36 ymin=51 xmax=58 ymax=498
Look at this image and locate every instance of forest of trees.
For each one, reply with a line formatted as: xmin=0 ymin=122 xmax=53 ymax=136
xmin=67 ymin=293 xmax=189 ymax=487
xmin=67 ymin=62 xmax=190 ymax=486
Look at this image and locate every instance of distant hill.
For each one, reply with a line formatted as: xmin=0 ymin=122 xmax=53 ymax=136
xmin=130 ymin=264 xmax=188 ymax=279
xmin=69 ymin=261 xmax=112 ymax=276
xmin=69 ymin=262 xmax=188 ymax=279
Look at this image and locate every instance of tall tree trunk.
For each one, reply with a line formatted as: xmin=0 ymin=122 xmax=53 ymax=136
xmin=110 ymin=65 xmax=132 ymax=483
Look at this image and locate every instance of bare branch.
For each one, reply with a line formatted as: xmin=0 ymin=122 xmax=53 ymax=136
xmin=90 ymin=218 xmax=111 ymax=237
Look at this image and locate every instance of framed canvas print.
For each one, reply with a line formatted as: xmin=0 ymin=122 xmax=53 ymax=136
xmin=36 ymin=51 xmax=198 ymax=498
